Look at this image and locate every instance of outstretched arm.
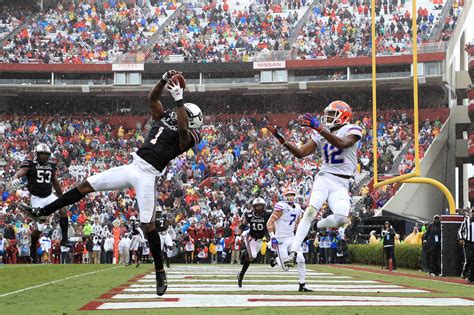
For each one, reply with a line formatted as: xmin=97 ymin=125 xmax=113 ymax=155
xmin=167 ymin=80 xmax=193 ymax=151
xmin=266 ymin=125 xmax=317 ymax=159
xmin=299 ymin=114 xmax=360 ymax=149
xmin=149 ymin=70 xmax=181 ymax=120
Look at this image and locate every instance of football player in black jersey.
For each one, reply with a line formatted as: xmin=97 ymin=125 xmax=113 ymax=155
xmin=237 ymin=197 xmax=271 ymax=288
xmin=10 ymin=143 xmax=68 ymax=262
xmin=155 ymin=206 xmax=173 ymax=268
xmin=20 ymin=70 xmax=203 ymax=296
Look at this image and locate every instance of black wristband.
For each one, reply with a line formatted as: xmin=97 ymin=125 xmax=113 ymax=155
xmin=176 ymin=100 xmax=184 ymax=107
xmin=160 ymin=78 xmax=167 ymax=85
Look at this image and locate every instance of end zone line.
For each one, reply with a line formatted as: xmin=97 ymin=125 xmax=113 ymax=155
xmin=0 ymin=265 xmax=123 ymax=298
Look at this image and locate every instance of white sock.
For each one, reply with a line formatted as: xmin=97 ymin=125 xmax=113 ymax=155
xmin=290 ymin=206 xmax=316 ymax=253
xmin=317 ymin=214 xmax=348 ymax=229
xmin=298 ymin=261 xmax=306 ymax=283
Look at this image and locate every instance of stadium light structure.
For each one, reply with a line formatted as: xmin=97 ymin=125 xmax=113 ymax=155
xmin=370 ymin=0 xmax=455 ymax=214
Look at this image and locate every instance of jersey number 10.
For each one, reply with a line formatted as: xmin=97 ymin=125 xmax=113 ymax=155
xmin=251 ymin=222 xmax=264 ymax=231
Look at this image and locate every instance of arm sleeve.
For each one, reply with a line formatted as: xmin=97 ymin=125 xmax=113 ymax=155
xmin=346 ymin=125 xmax=363 ymax=138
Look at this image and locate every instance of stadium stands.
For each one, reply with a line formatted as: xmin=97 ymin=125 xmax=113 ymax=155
xmin=1 ymin=0 xmax=178 ymax=63
xmin=0 ymin=0 xmax=463 ymax=64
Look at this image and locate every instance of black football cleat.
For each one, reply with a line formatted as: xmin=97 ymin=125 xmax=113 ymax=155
xmin=270 ymin=257 xmax=277 ymax=268
xmin=299 ymin=283 xmax=314 ymax=292
xmin=283 ymin=251 xmax=297 ymax=268
xmin=156 ymin=271 xmax=168 ymax=296
xmin=237 ymin=272 xmax=243 ymax=288
xmin=18 ymin=203 xmax=47 ymax=220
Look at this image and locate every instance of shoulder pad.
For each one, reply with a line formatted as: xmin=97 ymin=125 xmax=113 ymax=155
xmin=21 ymin=160 xmax=33 ymax=168
xmin=274 ymin=201 xmax=286 ymax=211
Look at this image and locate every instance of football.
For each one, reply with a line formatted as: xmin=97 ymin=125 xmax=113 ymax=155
xmin=170 ymin=73 xmax=186 ymax=89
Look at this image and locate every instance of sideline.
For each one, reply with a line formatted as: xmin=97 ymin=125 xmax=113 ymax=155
xmin=0 ymin=265 xmax=123 ymax=298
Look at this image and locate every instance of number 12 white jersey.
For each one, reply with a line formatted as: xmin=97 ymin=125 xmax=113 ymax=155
xmin=274 ymin=201 xmax=303 ymax=238
xmin=310 ymin=124 xmax=362 ymax=176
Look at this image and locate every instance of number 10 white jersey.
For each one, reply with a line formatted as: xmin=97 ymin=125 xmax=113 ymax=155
xmin=274 ymin=201 xmax=303 ymax=238
xmin=310 ymin=124 xmax=362 ymax=176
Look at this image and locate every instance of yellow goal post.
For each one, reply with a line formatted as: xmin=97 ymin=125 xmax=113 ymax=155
xmin=370 ymin=0 xmax=455 ymax=214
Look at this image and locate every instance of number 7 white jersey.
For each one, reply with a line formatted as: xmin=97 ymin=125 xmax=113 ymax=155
xmin=274 ymin=201 xmax=303 ymax=238
xmin=310 ymin=124 xmax=362 ymax=176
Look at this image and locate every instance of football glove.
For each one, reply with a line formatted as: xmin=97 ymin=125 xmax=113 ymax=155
xmin=162 ymin=69 xmax=180 ymax=82
xmin=300 ymin=113 xmax=323 ymax=132
xmin=167 ymin=80 xmax=183 ymax=101
xmin=10 ymin=178 xmax=21 ymax=190
xmin=271 ymin=237 xmax=279 ymax=250
xmin=266 ymin=125 xmax=286 ymax=145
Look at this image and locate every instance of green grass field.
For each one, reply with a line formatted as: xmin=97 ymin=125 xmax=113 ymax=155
xmin=0 ymin=263 xmax=473 ymax=315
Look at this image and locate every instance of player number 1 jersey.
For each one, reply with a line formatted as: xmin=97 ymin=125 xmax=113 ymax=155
xmin=310 ymin=124 xmax=362 ymax=176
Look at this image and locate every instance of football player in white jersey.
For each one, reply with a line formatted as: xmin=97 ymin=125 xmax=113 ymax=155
xmin=267 ymin=188 xmax=313 ymax=292
xmin=267 ymin=101 xmax=362 ymax=267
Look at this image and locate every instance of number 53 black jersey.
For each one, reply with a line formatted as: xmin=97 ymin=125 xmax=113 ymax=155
xmin=21 ymin=159 xmax=56 ymax=197
xmin=136 ymin=110 xmax=201 ymax=172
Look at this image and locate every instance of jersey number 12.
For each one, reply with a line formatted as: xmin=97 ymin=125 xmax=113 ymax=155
xmin=323 ymin=144 xmax=344 ymax=164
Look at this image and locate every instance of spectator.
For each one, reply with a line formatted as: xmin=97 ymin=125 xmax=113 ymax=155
xmin=424 ymin=215 xmax=441 ymax=276
xmin=382 ymin=221 xmax=396 ymax=270
xmin=104 ymin=233 xmax=114 ymax=264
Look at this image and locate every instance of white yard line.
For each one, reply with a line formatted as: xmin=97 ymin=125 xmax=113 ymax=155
xmin=97 ymin=294 xmax=474 ymax=309
xmin=0 ymin=265 xmax=122 ymax=298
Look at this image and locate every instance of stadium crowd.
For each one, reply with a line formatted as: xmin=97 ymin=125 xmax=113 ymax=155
xmin=0 ymin=107 xmax=446 ymax=264
xmin=152 ymin=0 xmax=305 ymax=63
xmin=292 ymin=0 xmax=465 ymax=59
xmin=0 ymin=0 xmax=178 ymax=64
xmin=0 ymin=0 xmax=465 ymax=63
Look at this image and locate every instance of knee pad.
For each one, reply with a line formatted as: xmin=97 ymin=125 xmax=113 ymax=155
xmin=304 ymin=206 xmax=317 ymax=219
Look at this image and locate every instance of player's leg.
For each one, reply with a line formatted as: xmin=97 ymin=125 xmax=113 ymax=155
xmin=289 ymin=175 xmax=329 ymax=254
xmin=164 ymin=234 xmax=173 ymax=268
xmin=238 ymin=231 xmax=253 ymax=287
xmin=296 ymin=249 xmax=313 ymax=292
xmin=25 ymin=165 xmax=133 ymax=217
xmin=322 ymin=186 xmax=351 ymax=229
xmin=275 ymin=236 xmax=290 ymax=269
xmin=133 ymin=170 xmax=167 ymax=296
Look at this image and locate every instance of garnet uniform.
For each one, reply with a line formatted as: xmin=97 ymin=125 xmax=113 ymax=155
xmin=87 ymin=110 xmax=201 ymax=223
xmin=21 ymin=159 xmax=58 ymax=208
xmin=156 ymin=214 xmax=173 ymax=252
xmin=137 ymin=110 xmax=201 ymax=172
xmin=241 ymin=211 xmax=271 ymax=259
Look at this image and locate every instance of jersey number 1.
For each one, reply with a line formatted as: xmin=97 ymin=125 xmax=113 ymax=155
xmin=150 ymin=127 xmax=164 ymax=145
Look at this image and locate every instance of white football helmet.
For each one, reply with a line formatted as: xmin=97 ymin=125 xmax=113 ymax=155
xmin=184 ymin=103 xmax=203 ymax=129
xmin=35 ymin=143 xmax=51 ymax=163
xmin=252 ymin=197 xmax=266 ymax=215
xmin=282 ymin=187 xmax=297 ymax=204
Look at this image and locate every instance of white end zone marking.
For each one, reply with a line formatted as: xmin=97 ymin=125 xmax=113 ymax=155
xmin=96 ymin=294 xmax=474 ymax=309
xmin=138 ymin=279 xmax=379 ymax=283
xmin=0 ymin=266 xmax=122 ymax=298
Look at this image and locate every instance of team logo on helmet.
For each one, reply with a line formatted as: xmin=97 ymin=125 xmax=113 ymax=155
xmin=321 ymin=101 xmax=352 ymax=129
